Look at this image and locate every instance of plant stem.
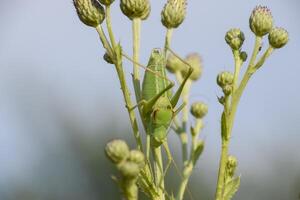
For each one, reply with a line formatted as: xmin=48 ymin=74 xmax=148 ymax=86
xmin=95 ymin=25 xmax=113 ymax=56
xmin=123 ymin=179 xmax=138 ymax=200
xmin=164 ymin=28 xmax=173 ymax=55
xmin=132 ymin=18 xmax=142 ymax=102
xmin=176 ymin=162 xmax=193 ymax=200
xmin=105 ymin=5 xmax=116 ymax=48
xmin=153 ymin=146 xmax=165 ymax=200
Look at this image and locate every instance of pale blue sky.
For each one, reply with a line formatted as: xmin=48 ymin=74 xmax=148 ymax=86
xmin=0 ymin=0 xmax=299 ymax=199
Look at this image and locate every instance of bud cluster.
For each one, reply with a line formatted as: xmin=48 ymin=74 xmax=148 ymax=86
xmin=166 ymin=53 xmax=203 ymax=82
xmin=105 ymin=140 xmax=145 ymax=179
xmin=217 ymin=71 xmax=234 ymax=96
xmin=161 ymin=0 xmax=187 ymax=29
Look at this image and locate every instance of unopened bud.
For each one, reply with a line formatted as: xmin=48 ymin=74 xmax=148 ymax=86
xmin=217 ymin=71 xmax=234 ymax=88
xmin=240 ymin=51 xmax=248 ymax=62
xmin=225 ymin=28 xmax=245 ymax=50
xmin=99 ymin=0 xmax=115 ymax=6
xmin=105 ymin=139 xmax=130 ymax=164
xmin=120 ymin=0 xmax=151 ymax=20
xmin=103 ymin=52 xmax=114 ymax=64
xmin=73 ymin=0 xmax=105 ymax=27
xmin=166 ymin=54 xmax=185 ymax=73
xmin=119 ymin=161 xmax=140 ymax=178
xmin=222 ymin=85 xmax=233 ymax=96
xmin=161 ymin=0 xmax=187 ymax=29
xmin=181 ymin=53 xmax=203 ymax=81
xmin=190 ymin=102 xmax=208 ymax=119
xmin=226 ymin=155 xmax=238 ymax=177
xmin=268 ymin=27 xmax=289 ymax=49
xmin=128 ymin=150 xmax=145 ymax=168
xmin=249 ymin=6 xmax=273 ymax=37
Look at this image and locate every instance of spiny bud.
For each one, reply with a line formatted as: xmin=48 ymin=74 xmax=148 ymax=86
xmin=105 ymin=139 xmax=130 ymax=164
xmin=166 ymin=54 xmax=186 ymax=73
xmin=268 ymin=27 xmax=289 ymax=49
xmin=161 ymin=0 xmax=187 ymax=29
xmin=240 ymin=51 xmax=248 ymax=62
xmin=120 ymin=0 xmax=151 ymax=20
xmin=73 ymin=0 xmax=105 ymax=27
xmin=190 ymin=102 xmax=208 ymax=119
xmin=249 ymin=6 xmax=273 ymax=37
xmin=222 ymin=85 xmax=233 ymax=96
xmin=225 ymin=28 xmax=245 ymax=50
xmin=217 ymin=71 xmax=234 ymax=88
xmin=226 ymin=155 xmax=238 ymax=177
xmin=128 ymin=150 xmax=145 ymax=168
xmin=103 ymin=52 xmax=114 ymax=64
xmin=181 ymin=53 xmax=203 ymax=81
xmin=119 ymin=161 xmax=140 ymax=178
xmin=99 ymin=0 xmax=115 ymax=6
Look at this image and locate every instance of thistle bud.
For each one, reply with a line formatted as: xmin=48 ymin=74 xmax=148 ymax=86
xmin=226 ymin=155 xmax=238 ymax=177
xmin=73 ymin=0 xmax=105 ymax=27
xmin=190 ymin=102 xmax=208 ymax=119
xmin=105 ymin=139 xmax=130 ymax=164
xmin=222 ymin=85 xmax=233 ymax=96
xmin=268 ymin=27 xmax=289 ymax=49
xmin=120 ymin=0 xmax=151 ymax=20
xmin=225 ymin=28 xmax=245 ymax=50
xmin=166 ymin=54 xmax=185 ymax=73
xmin=99 ymin=0 xmax=115 ymax=6
xmin=128 ymin=150 xmax=145 ymax=168
xmin=119 ymin=162 xmax=140 ymax=178
xmin=249 ymin=6 xmax=273 ymax=37
xmin=181 ymin=53 xmax=203 ymax=81
xmin=103 ymin=52 xmax=114 ymax=64
xmin=217 ymin=71 xmax=234 ymax=88
xmin=161 ymin=0 xmax=187 ymax=29
xmin=240 ymin=51 xmax=248 ymax=62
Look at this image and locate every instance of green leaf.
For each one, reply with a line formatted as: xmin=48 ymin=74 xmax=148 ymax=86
xmin=223 ymin=176 xmax=240 ymax=200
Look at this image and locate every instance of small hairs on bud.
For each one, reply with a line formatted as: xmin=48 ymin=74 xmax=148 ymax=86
xmin=249 ymin=5 xmax=273 ymax=37
xmin=73 ymin=0 xmax=105 ymax=27
xmin=161 ymin=0 xmax=187 ymax=29
xmin=268 ymin=27 xmax=289 ymax=49
xmin=225 ymin=28 xmax=245 ymax=50
xmin=120 ymin=0 xmax=151 ymax=20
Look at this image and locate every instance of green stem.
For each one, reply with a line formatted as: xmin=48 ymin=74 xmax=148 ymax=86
xmin=132 ymin=18 xmax=142 ymax=102
xmin=105 ymin=5 xmax=116 ymax=48
xmin=232 ymin=50 xmax=242 ymax=93
xmin=176 ymin=162 xmax=193 ymax=200
xmin=164 ymin=28 xmax=173 ymax=55
xmin=123 ymin=179 xmax=138 ymax=200
xmin=153 ymin=146 xmax=165 ymax=200
xmin=95 ymin=25 xmax=113 ymax=56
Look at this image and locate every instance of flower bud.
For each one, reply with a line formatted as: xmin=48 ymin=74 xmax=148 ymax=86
xmin=226 ymin=155 xmax=238 ymax=177
xmin=190 ymin=102 xmax=208 ymax=119
xmin=166 ymin=54 xmax=186 ymax=73
xmin=99 ymin=0 xmax=115 ymax=6
xmin=225 ymin=28 xmax=245 ymax=50
xmin=268 ymin=27 xmax=289 ymax=49
xmin=181 ymin=53 xmax=203 ymax=81
xmin=120 ymin=0 xmax=151 ymax=20
xmin=240 ymin=51 xmax=248 ymax=62
xmin=119 ymin=161 xmax=140 ymax=178
xmin=222 ymin=85 xmax=233 ymax=96
xmin=103 ymin=52 xmax=114 ymax=64
xmin=105 ymin=139 xmax=130 ymax=164
xmin=161 ymin=0 xmax=187 ymax=29
xmin=217 ymin=71 xmax=234 ymax=88
xmin=128 ymin=150 xmax=145 ymax=168
xmin=249 ymin=6 xmax=273 ymax=37
xmin=73 ymin=0 xmax=105 ymax=27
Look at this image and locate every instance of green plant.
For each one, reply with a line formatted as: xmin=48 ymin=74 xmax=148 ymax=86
xmin=73 ymin=1 xmax=288 ymax=200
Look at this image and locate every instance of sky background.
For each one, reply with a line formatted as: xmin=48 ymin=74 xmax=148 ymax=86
xmin=0 ymin=0 xmax=299 ymax=199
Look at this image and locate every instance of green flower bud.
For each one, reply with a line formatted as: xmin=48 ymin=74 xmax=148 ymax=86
xmin=166 ymin=54 xmax=186 ymax=73
xmin=225 ymin=28 xmax=245 ymax=50
xmin=105 ymin=139 xmax=130 ymax=164
xmin=190 ymin=102 xmax=208 ymax=119
xmin=268 ymin=27 xmax=289 ymax=49
xmin=161 ymin=0 xmax=187 ymax=29
xmin=99 ymin=0 xmax=115 ymax=6
xmin=226 ymin=155 xmax=238 ymax=177
xmin=181 ymin=53 xmax=203 ymax=81
xmin=217 ymin=71 xmax=234 ymax=88
xmin=128 ymin=150 xmax=145 ymax=168
xmin=222 ymin=85 xmax=233 ymax=96
xmin=240 ymin=51 xmax=248 ymax=62
xmin=119 ymin=161 xmax=140 ymax=178
xmin=120 ymin=0 xmax=151 ymax=20
xmin=249 ymin=6 xmax=273 ymax=37
xmin=73 ymin=0 xmax=105 ymax=27
xmin=103 ymin=52 xmax=114 ymax=64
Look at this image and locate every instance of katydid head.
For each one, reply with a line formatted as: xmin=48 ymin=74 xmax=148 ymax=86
xmin=152 ymin=97 xmax=174 ymax=127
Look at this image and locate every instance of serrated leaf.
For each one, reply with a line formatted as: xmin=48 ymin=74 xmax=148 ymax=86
xmin=223 ymin=176 xmax=240 ymax=200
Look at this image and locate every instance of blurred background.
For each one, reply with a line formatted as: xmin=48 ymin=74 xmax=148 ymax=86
xmin=0 ymin=0 xmax=299 ymax=199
